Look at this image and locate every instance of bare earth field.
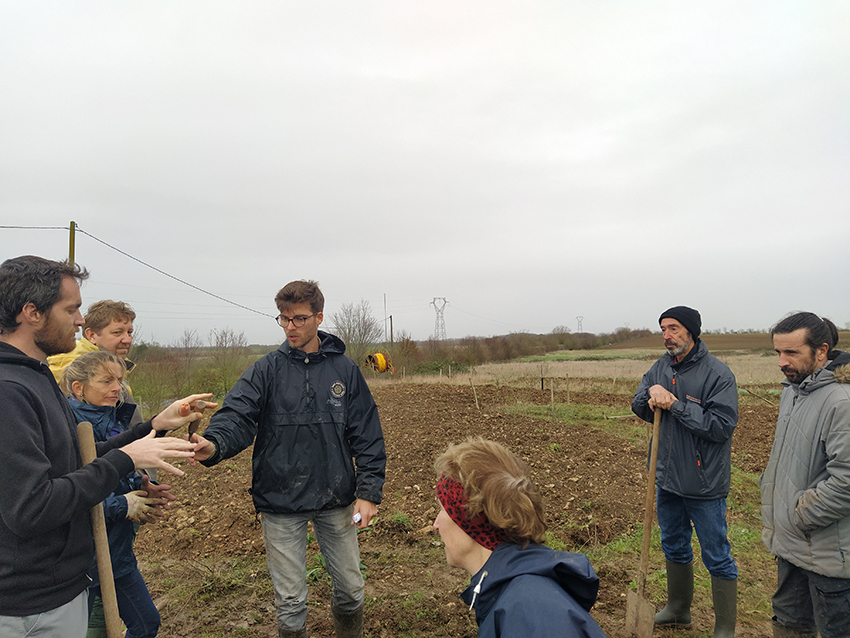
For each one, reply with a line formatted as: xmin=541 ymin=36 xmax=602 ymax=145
xmin=137 ymin=381 xmax=779 ymax=638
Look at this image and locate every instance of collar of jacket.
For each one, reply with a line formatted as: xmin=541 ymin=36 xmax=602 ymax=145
xmin=280 ymin=330 xmax=346 ymax=361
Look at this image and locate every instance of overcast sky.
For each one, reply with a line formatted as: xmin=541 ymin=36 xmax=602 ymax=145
xmin=2 ymin=2 xmax=848 ymax=347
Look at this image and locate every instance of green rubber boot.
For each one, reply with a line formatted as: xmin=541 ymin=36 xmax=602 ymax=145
xmin=655 ymin=560 xmax=693 ymax=626
xmin=332 ymin=604 xmax=363 ymax=638
xmin=711 ymin=576 xmax=737 ymax=637
xmin=278 ymin=625 xmax=307 ymax=638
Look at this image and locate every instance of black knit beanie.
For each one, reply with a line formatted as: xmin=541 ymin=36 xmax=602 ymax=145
xmin=659 ymin=306 xmax=701 ymax=339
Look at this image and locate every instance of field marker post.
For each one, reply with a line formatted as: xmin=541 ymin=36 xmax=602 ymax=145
xmin=470 ymin=378 xmax=480 ymax=410
xmin=550 ymin=379 xmax=555 ymax=420
xmin=566 ymin=374 xmax=570 ymax=404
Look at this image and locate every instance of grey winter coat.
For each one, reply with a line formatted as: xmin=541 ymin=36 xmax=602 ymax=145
xmin=632 ymin=339 xmax=738 ymax=498
xmin=761 ymin=351 xmax=850 ymax=578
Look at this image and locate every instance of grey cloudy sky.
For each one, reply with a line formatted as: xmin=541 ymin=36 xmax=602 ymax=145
xmin=2 ymin=2 xmax=848 ymax=346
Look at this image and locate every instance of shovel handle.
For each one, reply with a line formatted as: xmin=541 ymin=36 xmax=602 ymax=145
xmin=77 ymin=422 xmax=124 ymax=638
xmin=636 ymin=408 xmax=662 ymax=597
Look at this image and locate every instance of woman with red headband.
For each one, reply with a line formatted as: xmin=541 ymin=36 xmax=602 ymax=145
xmin=433 ymin=438 xmax=608 ymax=637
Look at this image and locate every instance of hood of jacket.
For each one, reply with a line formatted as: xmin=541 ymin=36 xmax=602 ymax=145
xmin=0 ymin=342 xmax=45 ymax=372
xmin=460 ymin=543 xmax=599 ymax=619
xmin=278 ymin=330 xmax=346 ymax=360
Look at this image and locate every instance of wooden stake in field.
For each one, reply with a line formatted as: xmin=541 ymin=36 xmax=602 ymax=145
xmin=626 ymin=408 xmax=662 ymax=638
xmin=77 ymin=422 xmax=123 ymax=638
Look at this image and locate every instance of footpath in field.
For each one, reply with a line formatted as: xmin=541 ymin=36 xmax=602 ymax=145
xmin=137 ymin=381 xmax=778 ymax=637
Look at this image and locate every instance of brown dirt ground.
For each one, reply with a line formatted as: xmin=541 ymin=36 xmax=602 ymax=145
xmin=136 ymin=382 xmax=778 ymax=637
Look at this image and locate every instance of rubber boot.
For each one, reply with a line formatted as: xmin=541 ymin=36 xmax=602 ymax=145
xmin=711 ymin=576 xmax=737 ymax=637
xmin=278 ymin=625 xmax=308 ymax=638
xmin=332 ymin=604 xmax=364 ymax=638
xmin=655 ymin=560 xmax=693 ymax=626
xmin=772 ymin=621 xmax=817 ymax=637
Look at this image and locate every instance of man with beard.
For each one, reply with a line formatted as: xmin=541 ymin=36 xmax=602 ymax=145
xmin=632 ymin=306 xmax=738 ymax=638
xmin=0 ymin=255 xmax=204 ymax=637
xmin=761 ymin=313 xmax=850 ymax=638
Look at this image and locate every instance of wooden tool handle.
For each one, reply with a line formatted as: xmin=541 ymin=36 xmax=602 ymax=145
xmin=77 ymin=421 xmax=124 ymax=638
xmin=636 ymin=408 xmax=662 ymax=597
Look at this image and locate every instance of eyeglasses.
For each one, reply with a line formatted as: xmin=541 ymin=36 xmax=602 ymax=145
xmin=275 ymin=314 xmax=316 ymax=328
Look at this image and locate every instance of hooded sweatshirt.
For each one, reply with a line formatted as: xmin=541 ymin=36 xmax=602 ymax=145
xmin=761 ymin=351 xmax=850 ymax=578
xmin=460 ymin=543 xmax=608 ymax=638
xmin=0 ymin=342 xmax=150 ymax=615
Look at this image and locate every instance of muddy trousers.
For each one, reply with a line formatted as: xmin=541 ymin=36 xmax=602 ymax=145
xmin=262 ymin=506 xmax=365 ymax=633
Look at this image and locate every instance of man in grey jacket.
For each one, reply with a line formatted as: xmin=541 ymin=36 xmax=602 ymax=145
xmin=762 ymin=312 xmax=850 ymax=638
xmin=632 ymin=306 xmax=738 ymax=638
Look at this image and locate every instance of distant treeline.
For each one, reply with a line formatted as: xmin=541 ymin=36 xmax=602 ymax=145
xmin=388 ymin=326 xmax=654 ymax=374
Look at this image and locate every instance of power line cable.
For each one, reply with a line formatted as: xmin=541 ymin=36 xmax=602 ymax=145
xmin=74 ymin=226 xmax=275 ymax=318
xmin=1 ymin=224 xmax=275 ymax=319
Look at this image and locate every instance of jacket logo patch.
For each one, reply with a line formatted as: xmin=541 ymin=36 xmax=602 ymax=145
xmin=330 ymin=381 xmax=346 ymax=399
xmin=685 ymin=394 xmax=702 ymax=404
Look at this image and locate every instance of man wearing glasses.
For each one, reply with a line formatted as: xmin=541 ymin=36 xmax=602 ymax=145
xmin=192 ymin=280 xmax=385 ymax=638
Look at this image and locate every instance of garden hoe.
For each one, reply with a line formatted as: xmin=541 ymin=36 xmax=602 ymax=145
xmin=626 ymin=408 xmax=662 ymax=638
xmin=78 ymin=421 xmax=123 ymax=638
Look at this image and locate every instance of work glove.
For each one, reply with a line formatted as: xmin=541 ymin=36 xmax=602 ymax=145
xmin=125 ymin=490 xmax=160 ymax=524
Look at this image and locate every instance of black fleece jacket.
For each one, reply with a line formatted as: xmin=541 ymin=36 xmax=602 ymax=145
xmin=0 ymin=342 xmax=152 ymax=616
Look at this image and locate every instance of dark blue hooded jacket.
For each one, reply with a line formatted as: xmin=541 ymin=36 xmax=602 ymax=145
xmin=631 ymin=338 xmax=738 ymax=498
xmin=69 ymin=398 xmax=142 ymax=584
xmin=201 ymin=331 xmax=386 ymax=513
xmin=460 ymin=543 xmax=608 ymax=637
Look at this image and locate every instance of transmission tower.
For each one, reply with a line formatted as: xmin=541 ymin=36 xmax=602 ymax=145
xmin=576 ymin=316 xmax=584 ymax=333
xmin=431 ymin=297 xmax=448 ymax=340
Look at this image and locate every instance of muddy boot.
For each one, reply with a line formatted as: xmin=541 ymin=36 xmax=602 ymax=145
xmin=711 ymin=576 xmax=737 ymax=637
xmin=332 ymin=604 xmax=363 ymax=638
xmin=773 ymin=621 xmax=818 ymax=637
xmin=655 ymin=560 xmax=693 ymax=626
xmin=278 ymin=625 xmax=307 ymax=638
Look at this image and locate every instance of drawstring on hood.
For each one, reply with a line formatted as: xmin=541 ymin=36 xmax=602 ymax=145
xmin=468 ymin=570 xmax=488 ymax=611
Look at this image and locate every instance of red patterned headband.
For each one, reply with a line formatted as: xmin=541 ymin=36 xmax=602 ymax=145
xmin=436 ymin=474 xmax=506 ymax=551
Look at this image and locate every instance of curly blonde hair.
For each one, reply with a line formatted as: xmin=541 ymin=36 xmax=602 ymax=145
xmin=435 ymin=437 xmax=547 ymax=546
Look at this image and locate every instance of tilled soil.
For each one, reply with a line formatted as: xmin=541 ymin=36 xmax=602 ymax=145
xmin=136 ymin=382 xmax=778 ymax=637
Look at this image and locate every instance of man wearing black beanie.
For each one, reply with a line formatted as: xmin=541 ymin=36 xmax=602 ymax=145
xmin=631 ymin=306 xmax=739 ymax=638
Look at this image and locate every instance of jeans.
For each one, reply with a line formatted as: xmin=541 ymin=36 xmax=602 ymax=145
xmin=656 ymin=487 xmax=737 ymax=580
xmin=88 ymin=569 xmax=160 ymax=638
xmin=773 ymin=557 xmax=850 ymax=638
xmin=0 ymin=590 xmax=88 ymax=637
xmin=262 ymin=505 xmax=364 ymax=632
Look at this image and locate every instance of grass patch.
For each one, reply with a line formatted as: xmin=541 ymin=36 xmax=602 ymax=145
xmin=521 ymin=351 xmax=658 ymax=363
xmin=505 ymin=401 xmax=648 ymax=446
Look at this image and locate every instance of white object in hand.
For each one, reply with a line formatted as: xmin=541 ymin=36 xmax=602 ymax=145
xmin=352 ymin=512 xmax=362 ymax=524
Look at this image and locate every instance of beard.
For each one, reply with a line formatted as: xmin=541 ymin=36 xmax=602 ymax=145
xmin=781 ymin=359 xmax=818 ymax=385
xmin=34 ymin=315 xmax=76 ymax=357
xmin=665 ymin=337 xmax=692 ymax=358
